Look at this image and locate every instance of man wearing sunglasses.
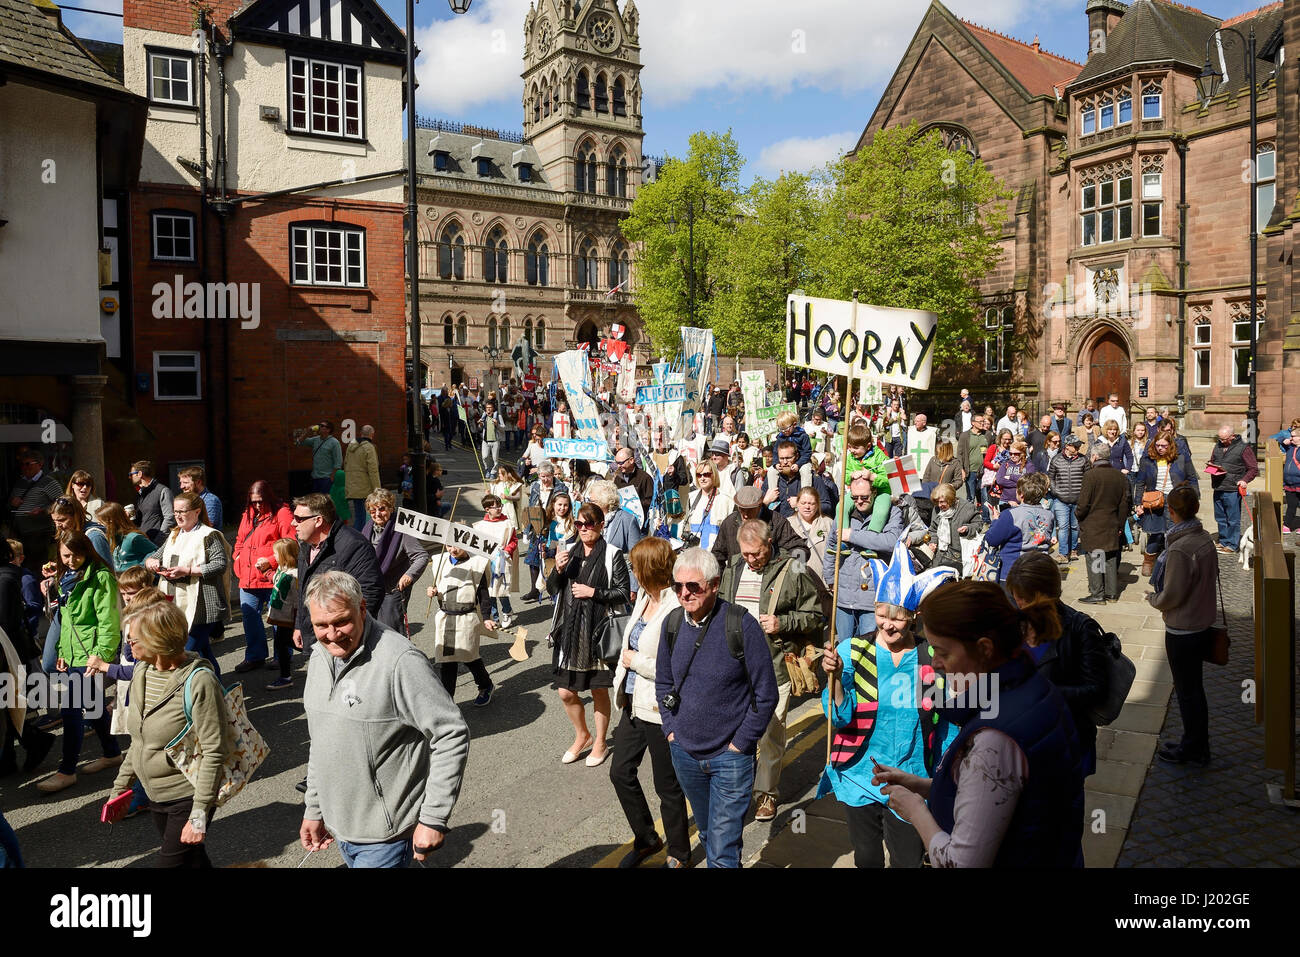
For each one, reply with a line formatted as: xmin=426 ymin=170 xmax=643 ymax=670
xmin=290 ymin=494 xmax=382 ymax=656
xmin=655 ymin=548 xmax=777 ymax=867
xmin=717 ymin=520 xmax=823 ymax=824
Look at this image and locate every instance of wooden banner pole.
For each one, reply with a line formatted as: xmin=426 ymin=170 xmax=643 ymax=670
xmin=427 ymin=488 xmax=462 ymax=616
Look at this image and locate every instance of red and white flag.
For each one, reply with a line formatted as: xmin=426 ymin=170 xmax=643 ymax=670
xmin=886 ymin=454 xmax=921 ymax=497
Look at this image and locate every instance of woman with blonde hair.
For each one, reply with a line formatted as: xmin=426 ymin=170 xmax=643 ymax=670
xmin=96 ymin=502 xmax=157 ymax=572
xmin=686 ymin=459 xmax=734 ymax=551
xmin=789 ymin=486 xmax=833 ymax=561
xmin=609 ymin=537 xmax=690 ymax=868
xmin=144 ymin=492 xmax=228 ymax=679
xmin=491 ymin=463 xmax=526 ymax=529
xmin=922 ymin=440 xmax=963 ymax=488
xmin=108 ymin=600 xmax=233 ymax=867
xmin=65 ymin=470 xmax=105 ymax=523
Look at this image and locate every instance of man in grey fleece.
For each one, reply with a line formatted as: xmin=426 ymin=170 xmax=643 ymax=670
xmin=299 ymin=571 xmax=469 ymax=868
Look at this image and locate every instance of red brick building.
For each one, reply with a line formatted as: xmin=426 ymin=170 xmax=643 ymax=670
xmin=863 ymin=0 xmax=1282 ymax=431
xmin=122 ymin=0 xmax=409 ymax=504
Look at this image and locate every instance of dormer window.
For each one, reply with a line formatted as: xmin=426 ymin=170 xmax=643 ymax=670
xmin=512 ymin=149 xmax=534 ymax=183
xmin=434 ymin=153 xmax=449 ymax=171
xmin=476 ymin=158 xmax=492 ymax=176
xmin=471 ymin=141 xmax=492 ymax=178
xmin=428 ymin=134 xmax=451 ymax=172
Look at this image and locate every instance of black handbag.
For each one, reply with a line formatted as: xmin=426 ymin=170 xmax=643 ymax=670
xmin=593 ymin=545 xmax=630 ymax=665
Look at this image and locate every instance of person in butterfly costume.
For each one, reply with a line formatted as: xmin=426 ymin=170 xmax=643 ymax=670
xmin=819 ymin=541 xmax=959 ymax=868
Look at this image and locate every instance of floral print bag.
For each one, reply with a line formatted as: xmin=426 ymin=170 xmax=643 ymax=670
xmin=165 ymin=671 xmax=269 ymax=807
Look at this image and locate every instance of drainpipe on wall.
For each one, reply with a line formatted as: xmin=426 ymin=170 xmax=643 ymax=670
xmin=1175 ymin=135 xmax=1189 ymax=427
xmin=213 ymin=35 xmax=234 ymax=504
xmin=197 ymin=11 xmax=215 ymax=482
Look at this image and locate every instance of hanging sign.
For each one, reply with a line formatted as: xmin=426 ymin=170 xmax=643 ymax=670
xmin=395 ymin=509 xmax=503 ymax=558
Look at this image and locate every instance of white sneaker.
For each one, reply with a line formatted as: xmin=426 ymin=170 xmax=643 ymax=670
xmin=500 ymin=613 xmax=515 ymax=628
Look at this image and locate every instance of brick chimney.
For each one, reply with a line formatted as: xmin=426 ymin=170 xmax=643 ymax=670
xmin=1086 ymin=0 xmax=1128 ymax=54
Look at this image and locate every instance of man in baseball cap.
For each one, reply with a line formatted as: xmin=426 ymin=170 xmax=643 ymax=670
xmin=710 ymin=484 xmax=803 ymax=564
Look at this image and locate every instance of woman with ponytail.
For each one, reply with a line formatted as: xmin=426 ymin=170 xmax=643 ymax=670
xmin=144 ymin=492 xmax=228 ymax=680
xmin=871 ymin=580 xmax=1085 ymax=867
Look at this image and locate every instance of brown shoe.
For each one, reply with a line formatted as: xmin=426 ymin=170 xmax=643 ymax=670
xmin=755 ymin=793 xmax=778 ymax=822
xmin=1141 ymin=554 xmax=1155 ymax=576
xmin=1053 ymin=553 xmax=1068 ymax=565
xmin=81 ymin=754 xmax=124 ymax=774
xmin=36 ymin=772 xmax=77 ymax=794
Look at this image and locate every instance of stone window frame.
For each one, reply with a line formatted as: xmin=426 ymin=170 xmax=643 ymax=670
xmin=983 ymin=303 xmax=1014 ymax=373
xmin=1256 ymin=141 xmax=1276 ymax=234
xmin=1190 ymin=305 xmax=1212 ymax=389
xmin=1079 ymin=160 xmax=1134 ymax=247
xmin=1079 ymin=82 xmax=1134 ymax=138
xmin=1228 ymin=301 xmax=1265 ymax=388
xmin=1140 ymin=155 xmax=1164 ymax=237
xmin=525 ymin=229 xmax=551 ymax=287
xmin=1141 ymin=79 xmax=1163 ymax=121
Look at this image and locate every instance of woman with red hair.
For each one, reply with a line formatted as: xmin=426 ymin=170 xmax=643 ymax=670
xmin=230 ymin=480 xmax=293 ymax=672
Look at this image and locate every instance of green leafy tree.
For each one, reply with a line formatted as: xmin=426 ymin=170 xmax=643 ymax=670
xmin=621 ymin=131 xmax=744 ymax=354
xmin=806 ymin=121 xmax=1012 ymax=367
xmin=715 ymin=171 xmax=820 ymax=357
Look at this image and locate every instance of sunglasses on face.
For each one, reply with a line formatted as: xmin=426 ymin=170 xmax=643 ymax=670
xmin=72 ymin=481 xmax=90 ymax=488
xmin=574 ymin=520 xmax=598 ymax=529
xmin=671 ymin=580 xmax=707 ymax=595
xmin=850 ymin=494 xmax=873 ymax=502
xmin=291 ymin=513 xmax=319 ymax=523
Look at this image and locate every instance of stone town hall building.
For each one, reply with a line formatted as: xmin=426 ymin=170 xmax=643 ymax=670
xmin=412 ymin=0 xmax=650 ymax=393
xmin=864 ymin=0 xmax=1283 ymax=431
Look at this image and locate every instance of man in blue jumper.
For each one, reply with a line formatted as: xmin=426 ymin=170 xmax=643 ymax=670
xmin=656 ymin=547 xmax=777 ymax=868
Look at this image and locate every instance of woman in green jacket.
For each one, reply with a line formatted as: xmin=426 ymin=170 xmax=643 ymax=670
xmin=110 ymin=600 xmax=232 ymax=868
xmin=36 ymin=531 xmax=122 ymax=794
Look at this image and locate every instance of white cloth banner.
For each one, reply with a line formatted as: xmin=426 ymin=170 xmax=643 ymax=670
xmin=617 ymin=486 xmax=644 ymax=526
xmin=741 ymin=371 xmax=766 ymax=439
xmin=676 ymin=327 xmax=713 ymax=441
xmin=885 ymin=455 xmax=922 ymax=498
xmin=617 ymin=353 xmax=638 ymax=403
xmin=543 ymin=437 xmax=611 ymax=461
xmin=554 ymin=350 xmax=604 ymax=444
xmin=395 ymin=508 xmax=503 ymax=558
xmin=785 ymin=294 xmax=938 ymax=389
xmin=905 ymin=426 xmax=938 ymax=476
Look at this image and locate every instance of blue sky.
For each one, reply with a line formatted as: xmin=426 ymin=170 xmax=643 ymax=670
xmin=64 ymin=0 xmax=1272 ymax=181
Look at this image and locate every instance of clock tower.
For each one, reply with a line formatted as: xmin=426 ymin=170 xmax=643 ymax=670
xmin=522 ymin=0 xmax=645 ymax=195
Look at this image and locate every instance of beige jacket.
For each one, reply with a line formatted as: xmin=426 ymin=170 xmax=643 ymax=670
xmin=612 ymin=587 xmax=680 ymax=724
xmin=344 ymin=439 xmax=382 ymax=500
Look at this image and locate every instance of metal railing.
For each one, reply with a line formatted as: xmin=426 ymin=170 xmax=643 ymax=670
xmin=415 ymin=116 xmax=526 ymax=145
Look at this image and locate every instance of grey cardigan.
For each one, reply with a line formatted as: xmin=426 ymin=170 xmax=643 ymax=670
xmin=1147 ymin=522 xmax=1219 ymax=632
xmin=303 ymin=616 xmax=470 ymax=844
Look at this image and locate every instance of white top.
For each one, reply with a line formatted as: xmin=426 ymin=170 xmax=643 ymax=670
xmin=734 ymin=565 xmax=765 ymax=620
xmin=1099 ymin=404 xmax=1128 ymax=435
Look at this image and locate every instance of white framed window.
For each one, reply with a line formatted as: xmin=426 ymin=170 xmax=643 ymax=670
xmin=1118 ymin=96 xmax=1132 ymax=125
xmin=984 ymin=306 xmax=1013 ymax=373
xmin=1142 ymin=83 xmax=1162 ymax=120
xmin=290 ymin=224 xmax=366 ymax=287
xmin=1100 ymin=101 xmax=1115 ymax=130
xmin=147 ymin=49 xmax=194 ymax=106
xmin=1142 ymin=172 xmax=1162 ymax=237
xmin=1193 ymin=321 xmax=1211 ymax=388
xmin=154 ymin=352 xmax=201 ymax=400
xmin=151 ymin=210 xmax=196 ymax=262
xmin=288 ymin=56 xmax=363 ymax=139
xmin=1081 ymin=172 xmax=1132 ymax=246
xmin=1257 ymin=146 xmax=1276 ymax=233
xmin=1232 ymin=317 xmax=1264 ymax=387
xmin=1081 ymin=108 xmax=1096 ymax=136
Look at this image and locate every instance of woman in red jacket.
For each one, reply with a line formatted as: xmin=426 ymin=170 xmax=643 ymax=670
xmin=230 ymin=480 xmax=294 ymax=673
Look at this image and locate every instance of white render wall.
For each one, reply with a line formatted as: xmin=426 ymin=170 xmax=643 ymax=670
xmin=0 ymin=84 xmax=102 ymax=344
xmin=124 ymin=25 xmax=403 ymax=202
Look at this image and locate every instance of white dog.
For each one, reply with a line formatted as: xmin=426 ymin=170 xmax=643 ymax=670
xmin=1238 ymin=524 xmax=1255 ymax=570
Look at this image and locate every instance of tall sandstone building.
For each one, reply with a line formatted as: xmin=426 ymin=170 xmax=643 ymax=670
xmin=864 ymin=0 xmax=1283 ymax=432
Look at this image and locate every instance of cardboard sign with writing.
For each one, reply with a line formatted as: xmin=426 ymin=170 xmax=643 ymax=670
xmin=395 ymin=508 xmax=501 ymax=559
xmin=785 ymin=294 xmax=938 ymax=389
xmin=543 ymin=437 xmax=611 ymax=461
xmin=636 ymin=382 xmax=686 ymax=405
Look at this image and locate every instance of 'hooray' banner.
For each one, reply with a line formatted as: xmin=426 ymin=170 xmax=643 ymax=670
xmin=785 ymin=294 xmax=938 ymax=390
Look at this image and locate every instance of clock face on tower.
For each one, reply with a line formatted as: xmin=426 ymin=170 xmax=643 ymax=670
xmin=536 ymin=19 xmax=552 ymax=55
xmin=588 ymin=13 xmax=617 ymax=51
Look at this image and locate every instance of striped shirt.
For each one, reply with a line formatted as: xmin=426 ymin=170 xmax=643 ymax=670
xmin=7 ymin=471 xmax=62 ymax=516
xmin=143 ymin=668 xmax=170 ymax=712
xmin=734 ymin=565 xmax=764 ymax=620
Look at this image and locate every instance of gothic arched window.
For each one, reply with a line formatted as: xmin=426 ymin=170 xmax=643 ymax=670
xmin=483 ymin=226 xmax=508 ymax=284
xmin=576 ymin=143 xmax=597 ymax=194
xmin=488 ymin=315 xmax=498 ymax=350
xmin=442 ymin=314 xmax=453 ymax=346
xmin=438 ymin=222 xmax=465 ymax=280
xmin=613 ymin=76 xmax=626 ymax=116
xmin=606 ymin=147 xmax=628 ymax=197
xmin=576 ymin=70 xmax=590 ymax=110
xmin=526 ymin=229 xmax=550 ymax=286
xmin=577 ymin=238 xmax=598 ymax=290
xmin=594 ymin=73 xmax=608 ymax=113
xmin=456 ymin=316 xmax=468 ymax=345
xmin=608 ymin=241 xmax=629 ymax=290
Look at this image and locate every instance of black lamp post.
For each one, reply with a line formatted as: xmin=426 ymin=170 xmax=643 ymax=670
xmin=480 ymin=344 xmax=504 ymax=390
xmin=1197 ymin=25 xmax=1258 ymax=448
xmin=408 ymin=0 xmax=472 ymax=515
xmin=666 ymin=199 xmax=696 ymax=326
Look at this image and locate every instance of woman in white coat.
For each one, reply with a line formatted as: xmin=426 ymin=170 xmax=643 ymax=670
xmin=609 ymin=538 xmax=690 ymax=868
xmin=685 ymin=459 xmax=734 ymax=552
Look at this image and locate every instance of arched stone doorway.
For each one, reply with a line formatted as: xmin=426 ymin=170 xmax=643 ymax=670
xmin=574 ymin=319 xmax=601 ymax=352
xmin=1087 ymin=330 xmax=1132 ymax=409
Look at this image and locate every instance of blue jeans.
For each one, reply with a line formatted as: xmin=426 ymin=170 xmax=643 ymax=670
xmin=1213 ymin=490 xmax=1241 ymax=550
xmin=186 ymin=622 xmax=223 ymax=681
xmin=42 ymin=614 xmax=60 ymax=674
xmin=310 ymin=477 xmax=332 ymax=495
xmin=669 ymin=741 xmax=755 ymax=868
xmin=965 ymin=471 xmax=981 ymax=505
xmin=349 ymin=499 xmax=367 ymax=525
xmin=338 ymin=837 xmax=413 ymax=868
xmin=835 ymin=607 xmax=876 ymax=642
xmin=239 ymin=588 xmax=272 ymax=662
xmin=1051 ymin=499 xmax=1078 ymax=556
xmin=58 ymin=667 xmax=120 ymax=775
xmin=492 ymin=596 xmax=513 ymax=621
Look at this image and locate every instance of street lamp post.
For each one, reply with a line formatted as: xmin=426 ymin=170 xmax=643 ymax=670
xmin=408 ymin=0 xmax=473 ymax=515
xmin=1197 ymin=25 xmax=1258 ymax=448
xmin=480 ymin=345 xmax=504 ymax=391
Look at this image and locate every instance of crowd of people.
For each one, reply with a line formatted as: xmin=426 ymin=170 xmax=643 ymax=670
xmin=0 ymin=369 xmax=1258 ymax=869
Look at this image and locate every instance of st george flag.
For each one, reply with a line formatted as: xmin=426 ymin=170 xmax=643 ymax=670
xmin=886 ymin=454 xmax=921 ymax=497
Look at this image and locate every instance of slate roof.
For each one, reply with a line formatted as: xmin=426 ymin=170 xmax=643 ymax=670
xmin=414 ymin=128 xmax=557 ymax=195
xmin=0 ymin=0 xmax=130 ymax=97
xmin=1070 ymin=0 xmax=1282 ymax=89
xmin=79 ymin=38 xmax=124 ymax=82
xmin=961 ymin=21 xmax=1083 ymax=97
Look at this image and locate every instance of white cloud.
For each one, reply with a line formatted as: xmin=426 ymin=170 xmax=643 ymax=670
xmin=755 ymin=130 xmax=856 ymax=177
xmin=412 ymin=0 xmax=1076 ymax=117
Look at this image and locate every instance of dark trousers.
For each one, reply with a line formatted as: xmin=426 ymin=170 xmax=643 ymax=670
xmin=844 ymin=801 xmax=925 ymax=868
xmin=377 ymin=590 xmax=409 ymax=635
xmin=439 ymin=659 xmax=491 ymax=696
xmin=1165 ymin=628 xmax=1211 ymax=758
xmin=150 ymin=797 xmax=213 ymax=868
xmin=310 ymin=477 xmax=332 ymax=495
xmin=58 ymin=668 xmax=120 ymax=775
xmin=609 ymin=712 xmax=691 ymax=863
xmin=1086 ymin=549 xmax=1120 ymax=600
xmin=1285 ymin=490 xmax=1300 ymax=530
xmin=271 ymin=623 xmax=294 ymax=679
xmin=186 ymin=622 xmax=223 ymax=682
